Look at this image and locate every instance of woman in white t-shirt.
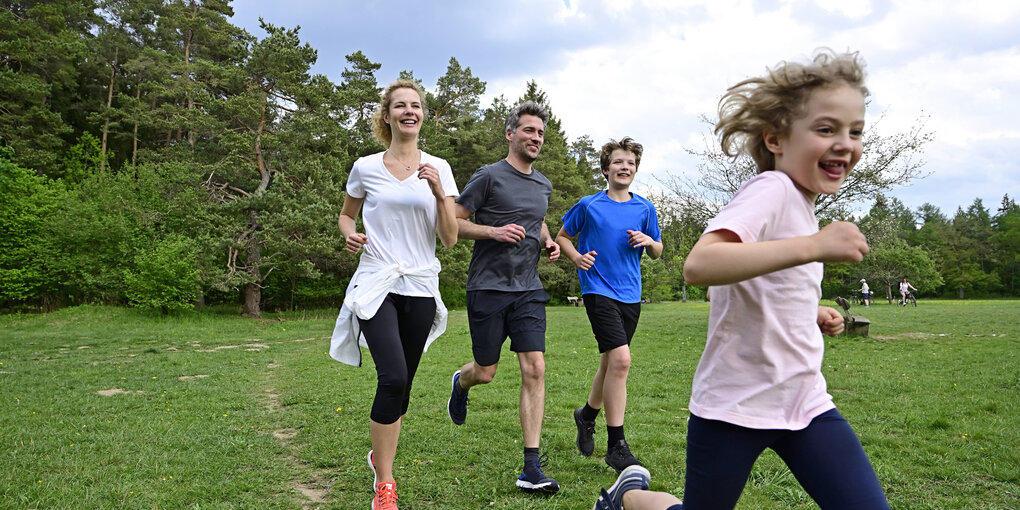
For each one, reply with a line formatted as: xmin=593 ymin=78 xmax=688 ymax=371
xmin=334 ymin=79 xmax=458 ymax=509
xmin=899 ymin=278 xmax=917 ymax=305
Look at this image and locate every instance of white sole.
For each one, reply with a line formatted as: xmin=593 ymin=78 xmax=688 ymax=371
xmin=596 ymin=464 xmax=650 ymax=509
xmin=367 ymin=450 xmax=377 ymax=489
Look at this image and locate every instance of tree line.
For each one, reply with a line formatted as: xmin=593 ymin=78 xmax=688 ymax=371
xmin=2 ymin=1 xmax=1017 ymax=316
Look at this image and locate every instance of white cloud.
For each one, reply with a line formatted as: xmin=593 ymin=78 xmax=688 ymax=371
xmin=230 ymin=0 xmax=1020 ymax=214
xmin=813 ymin=0 xmax=872 ymax=19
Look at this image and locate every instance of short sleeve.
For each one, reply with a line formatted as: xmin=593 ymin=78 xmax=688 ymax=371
xmin=455 ymin=168 xmax=490 ymax=213
xmin=437 ymin=159 xmax=459 ymax=198
xmin=704 ymin=172 xmax=788 ymax=243
xmin=645 ymin=202 xmax=662 ymax=242
xmin=346 ymin=160 xmax=365 ymax=199
xmin=561 ymin=198 xmax=589 ymax=237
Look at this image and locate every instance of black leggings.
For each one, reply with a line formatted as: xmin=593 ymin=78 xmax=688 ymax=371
xmin=358 ymin=293 xmax=436 ymax=424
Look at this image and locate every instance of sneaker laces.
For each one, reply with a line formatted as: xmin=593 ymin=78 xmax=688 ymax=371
xmin=374 ymin=482 xmax=398 ymax=508
xmin=530 ymin=453 xmax=551 ymax=478
xmin=618 ymin=442 xmax=633 ymax=455
xmin=454 ymin=384 xmax=469 ymax=405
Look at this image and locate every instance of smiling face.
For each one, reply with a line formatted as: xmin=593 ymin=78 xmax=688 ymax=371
xmin=382 ymin=86 xmax=424 ymax=141
xmin=604 ymin=148 xmax=638 ymax=191
xmin=507 ymin=114 xmax=545 ymax=164
xmin=765 ymin=83 xmax=866 ymax=201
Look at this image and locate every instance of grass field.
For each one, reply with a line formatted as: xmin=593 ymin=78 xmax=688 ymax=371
xmin=1 ymin=300 xmax=1018 ymax=509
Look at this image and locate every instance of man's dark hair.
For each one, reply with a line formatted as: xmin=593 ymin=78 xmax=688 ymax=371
xmin=506 ymin=100 xmax=549 ymax=132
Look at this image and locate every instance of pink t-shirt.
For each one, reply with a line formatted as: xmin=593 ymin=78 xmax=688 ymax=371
xmin=688 ymin=171 xmax=835 ymax=430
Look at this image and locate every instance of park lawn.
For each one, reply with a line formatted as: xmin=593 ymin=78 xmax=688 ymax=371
xmin=0 ymin=300 xmax=1017 ymax=509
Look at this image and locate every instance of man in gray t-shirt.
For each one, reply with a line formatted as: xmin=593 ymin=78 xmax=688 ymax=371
xmin=446 ymin=101 xmax=562 ymax=494
xmin=458 ymin=158 xmax=552 ymax=291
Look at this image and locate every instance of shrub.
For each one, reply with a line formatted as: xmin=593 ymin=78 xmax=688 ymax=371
xmin=124 ymin=236 xmax=200 ymax=314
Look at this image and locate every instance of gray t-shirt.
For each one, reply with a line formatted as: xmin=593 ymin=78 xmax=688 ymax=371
xmin=456 ymin=159 xmax=552 ymax=292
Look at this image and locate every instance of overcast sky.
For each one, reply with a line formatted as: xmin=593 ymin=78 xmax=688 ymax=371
xmin=229 ymin=0 xmax=1019 ymax=218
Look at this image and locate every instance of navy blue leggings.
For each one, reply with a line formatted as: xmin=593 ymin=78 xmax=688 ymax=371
xmin=359 ymin=293 xmax=436 ymax=424
xmin=683 ymin=409 xmax=889 ymax=509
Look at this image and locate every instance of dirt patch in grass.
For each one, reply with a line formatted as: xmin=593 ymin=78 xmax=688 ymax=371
xmin=178 ymin=374 xmax=209 ymax=381
xmin=294 ymin=478 xmax=329 ymax=504
xmin=96 ymin=388 xmax=143 ymax=397
xmin=195 ymin=343 xmax=269 ymax=352
xmin=265 ymin=389 xmax=282 ymax=411
xmin=871 ymin=332 xmax=930 ymax=340
xmin=273 ymin=428 xmax=298 ymax=440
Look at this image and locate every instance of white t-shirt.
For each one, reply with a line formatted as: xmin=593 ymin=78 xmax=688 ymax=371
xmin=346 ymin=151 xmax=459 ymax=296
xmin=689 ymin=171 xmax=835 ymax=430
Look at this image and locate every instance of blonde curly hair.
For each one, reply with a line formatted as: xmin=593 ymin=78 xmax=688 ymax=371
xmin=371 ymin=79 xmax=427 ymax=147
xmin=716 ymin=49 xmax=869 ymax=173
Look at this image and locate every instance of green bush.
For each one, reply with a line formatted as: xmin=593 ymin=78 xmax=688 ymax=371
xmin=0 ymin=148 xmax=58 ymax=308
xmin=124 ymin=236 xmax=200 ymax=313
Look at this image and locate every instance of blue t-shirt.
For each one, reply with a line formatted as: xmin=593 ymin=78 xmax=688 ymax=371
xmin=561 ymin=191 xmax=661 ymax=303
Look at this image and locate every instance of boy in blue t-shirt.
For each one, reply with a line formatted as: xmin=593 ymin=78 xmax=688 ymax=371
xmin=555 ymin=137 xmax=663 ymax=473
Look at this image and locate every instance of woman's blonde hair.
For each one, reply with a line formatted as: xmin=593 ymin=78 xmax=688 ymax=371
xmin=371 ymin=79 xmax=427 ymax=147
xmin=715 ymin=49 xmax=869 ymax=173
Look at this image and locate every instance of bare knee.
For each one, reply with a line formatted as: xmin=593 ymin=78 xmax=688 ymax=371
xmin=607 ymin=346 xmax=631 ymax=377
xmin=518 ymin=352 xmax=546 ymax=384
xmin=472 ymin=363 xmax=497 ymax=385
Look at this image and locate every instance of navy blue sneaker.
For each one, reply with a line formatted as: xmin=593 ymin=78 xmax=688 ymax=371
xmin=593 ymin=464 xmax=651 ymax=509
xmin=447 ymin=370 xmax=468 ymax=425
xmin=516 ymin=453 xmax=560 ymax=494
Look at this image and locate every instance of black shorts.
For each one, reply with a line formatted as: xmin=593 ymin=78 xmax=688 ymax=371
xmin=582 ymin=294 xmax=641 ymax=353
xmin=466 ymin=289 xmax=550 ymax=366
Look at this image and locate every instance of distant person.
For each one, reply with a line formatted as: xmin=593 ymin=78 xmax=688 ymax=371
xmin=328 ymin=79 xmax=459 ymax=510
xmin=596 ymin=50 xmax=890 ymax=510
xmin=446 ymin=101 xmax=563 ymax=494
xmin=899 ymin=278 xmax=918 ymax=305
xmin=859 ymin=278 xmax=870 ymax=308
xmin=555 ymin=136 xmax=662 ymax=473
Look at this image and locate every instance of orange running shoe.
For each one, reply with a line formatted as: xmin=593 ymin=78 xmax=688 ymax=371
xmin=372 ymin=481 xmax=398 ymax=509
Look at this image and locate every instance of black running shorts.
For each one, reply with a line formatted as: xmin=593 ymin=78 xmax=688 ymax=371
xmin=466 ymin=289 xmax=549 ymax=366
xmin=582 ymin=293 xmax=641 ymax=353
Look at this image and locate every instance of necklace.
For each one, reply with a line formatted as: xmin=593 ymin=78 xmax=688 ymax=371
xmin=385 ymin=150 xmax=419 ymax=171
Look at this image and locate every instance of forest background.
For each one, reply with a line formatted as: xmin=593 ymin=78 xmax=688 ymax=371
xmin=2 ymin=0 xmax=1019 ymax=317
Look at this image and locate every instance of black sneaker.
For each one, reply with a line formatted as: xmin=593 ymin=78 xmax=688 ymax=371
xmin=605 ymin=439 xmax=642 ymax=473
xmin=447 ymin=370 xmax=468 ymax=425
xmin=574 ymin=406 xmax=595 ymax=456
xmin=516 ymin=453 xmax=560 ymax=494
xmin=593 ymin=464 xmax=651 ymax=510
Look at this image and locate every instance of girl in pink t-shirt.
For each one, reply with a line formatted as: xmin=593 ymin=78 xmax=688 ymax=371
xmin=591 ymin=50 xmax=889 ymax=510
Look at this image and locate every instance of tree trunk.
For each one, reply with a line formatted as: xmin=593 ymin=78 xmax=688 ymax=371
xmin=184 ymin=13 xmax=196 ymax=147
xmin=133 ymin=86 xmax=147 ymax=171
xmin=100 ymin=47 xmax=118 ymax=172
xmin=242 ymin=280 xmax=261 ymax=317
xmin=242 ymin=210 xmax=262 ymax=318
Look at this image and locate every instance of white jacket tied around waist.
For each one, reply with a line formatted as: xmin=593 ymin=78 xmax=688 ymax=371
xmin=329 ymin=252 xmax=448 ymax=366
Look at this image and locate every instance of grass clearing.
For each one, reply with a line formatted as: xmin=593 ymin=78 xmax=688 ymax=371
xmin=1 ymin=300 xmax=1017 ymax=508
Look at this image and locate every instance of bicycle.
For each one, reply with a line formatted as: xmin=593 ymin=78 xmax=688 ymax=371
xmin=900 ymin=290 xmax=917 ymax=307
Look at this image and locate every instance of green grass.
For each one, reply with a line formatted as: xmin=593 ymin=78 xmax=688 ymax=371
xmin=1 ymin=300 xmax=1017 ymax=509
